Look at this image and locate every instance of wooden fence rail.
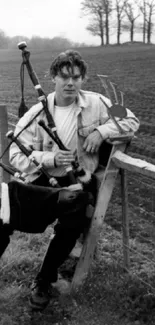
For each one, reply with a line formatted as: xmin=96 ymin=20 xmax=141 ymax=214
xmin=8 ymin=112 xmax=18 ymax=129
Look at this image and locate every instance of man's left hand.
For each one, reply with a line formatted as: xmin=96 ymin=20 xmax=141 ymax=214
xmin=83 ymin=130 xmax=103 ymax=153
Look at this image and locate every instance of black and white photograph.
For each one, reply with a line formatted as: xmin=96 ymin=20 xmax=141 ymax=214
xmin=0 ymin=0 xmax=155 ymax=324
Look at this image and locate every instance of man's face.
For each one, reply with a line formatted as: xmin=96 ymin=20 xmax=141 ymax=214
xmin=53 ymin=66 xmax=84 ymax=106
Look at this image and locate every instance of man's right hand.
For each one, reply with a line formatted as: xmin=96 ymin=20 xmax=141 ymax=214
xmin=54 ymin=150 xmax=75 ymax=167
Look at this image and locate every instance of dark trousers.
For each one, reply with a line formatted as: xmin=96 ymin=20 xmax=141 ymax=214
xmin=32 ymin=174 xmax=97 ymax=284
xmin=0 ymin=221 xmax=13 ymax=258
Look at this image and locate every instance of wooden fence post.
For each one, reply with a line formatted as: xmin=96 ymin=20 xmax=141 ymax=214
xmin=71 ymin=142 xmax=127 ymax=289
xmin=0 ymin=105 xmax=10 ymax=183
xmin=120 ymin=168 xmax=130 ymax=270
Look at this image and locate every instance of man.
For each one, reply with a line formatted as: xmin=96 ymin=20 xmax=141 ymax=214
xmin=9 ymin=50 xmax=139 ymax=310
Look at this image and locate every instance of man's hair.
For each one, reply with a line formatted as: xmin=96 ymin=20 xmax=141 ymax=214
xmin=50 ymin=50 xmax=87 ymax=79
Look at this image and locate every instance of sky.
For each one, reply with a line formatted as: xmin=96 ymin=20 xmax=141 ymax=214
xmin=0 ymin=0 xmax=100 ymax=45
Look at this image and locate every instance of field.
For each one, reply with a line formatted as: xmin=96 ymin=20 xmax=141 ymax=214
xmin=0 ymin=44 xmax=155 ymax=324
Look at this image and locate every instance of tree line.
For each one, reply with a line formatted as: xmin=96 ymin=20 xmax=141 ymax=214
xmin=81 ymin=0 xmax=155 ymax=45
xmin=0 ymin=32 xmax=86 ymax=50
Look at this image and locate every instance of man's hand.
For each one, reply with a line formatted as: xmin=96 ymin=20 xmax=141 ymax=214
xmin=54 ymin=150 xmax=75 ymax=167
xmin=83 ymin=130 xmax=103 ymax=153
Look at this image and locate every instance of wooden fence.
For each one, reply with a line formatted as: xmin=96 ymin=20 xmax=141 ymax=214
xmin=112 ymin=149 xmax=155 ymax=270
xmin=1 ymin=104 xmax=155 ymax=284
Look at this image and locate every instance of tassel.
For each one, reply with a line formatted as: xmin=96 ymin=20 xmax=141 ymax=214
xmin=77 ymin=169 xmax=92 ymax=184
xmin=18 ymin=62 xmax=29 ymax=118
xmin=18 ymin=98 xmax=28 ymax=118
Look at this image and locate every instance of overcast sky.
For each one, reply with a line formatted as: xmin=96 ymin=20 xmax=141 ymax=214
xmin=0 ymin=0 xmax=100 ymax=45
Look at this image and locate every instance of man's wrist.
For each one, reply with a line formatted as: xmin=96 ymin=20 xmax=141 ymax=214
xmin=94 ymin=128 xmax=103 ymax=140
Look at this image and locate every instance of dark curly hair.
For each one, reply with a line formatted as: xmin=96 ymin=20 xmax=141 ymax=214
xmin=50 ymin=50 xmax=87 ymax=79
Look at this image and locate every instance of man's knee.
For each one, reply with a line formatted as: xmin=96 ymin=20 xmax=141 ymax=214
xmin=57 ymin=188 xmax=89 ymax=214
xmin=54 ymin=213 xmax=88 ymax=238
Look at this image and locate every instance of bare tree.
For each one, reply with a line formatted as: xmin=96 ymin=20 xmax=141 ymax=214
xmin=137 ymin=0 xmax=155 ymax=43
xmin=102 ymin=0 xmax=113 ymax=44
xmin=122 ymin=1 xmax=140 ymax=42
xmin=137 ymin=0 xmax=148 ymax=42
xmin=114 ymin=0 xmax=128 ymax=44
xmin=86 ymin=20 xmax=105 ymax=46
xmin=81 ymin=0 xmax=105 ymax=46
xmin=0 ymin=30 xmax=9 ymax=49
xmin=81 ymin=0 xmax=155 ymax=45
xmin=146 ymin=0 xmax=155 ymax=42
xmin=143 ymin=0 xmax=147 ymax=42
xmin=81 ymin=0 xmax=113 ymax=45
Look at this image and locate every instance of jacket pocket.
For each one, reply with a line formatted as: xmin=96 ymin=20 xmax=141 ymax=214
xmin=43 ymin=139 xmax=54 ymax=151
xmin=32 ymin=138 xmax=43 ymax=151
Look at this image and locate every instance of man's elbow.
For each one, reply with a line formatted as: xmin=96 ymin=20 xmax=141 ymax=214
xmin=128 ymin=117 xmax=140 ymax=133
xmin=9 ymin=153 xmax=29 ymax=173
xmin=132 ymin=119 xmax=140 ymax=133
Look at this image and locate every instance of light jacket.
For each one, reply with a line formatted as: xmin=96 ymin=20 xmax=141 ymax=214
xmin=10 ymin=90 xmax=140 ymax=182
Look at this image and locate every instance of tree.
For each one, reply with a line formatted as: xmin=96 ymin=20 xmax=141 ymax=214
xmin=0 ymin=30 xmax=9 ymax=49
xmin=137 ymin=0 xmax=148 ymax=42
xmin=28 ymin=36 xmax=73 ymax=50
xmin=81 ymin=0 xmax=105 ymax=46
xmin=8 ymin=35 xmax=29 ymax=49
xmin=122 ymin=1 xmax=140 ymax=42
xmin=137 ymin=0 xmax=155 ymax=43
xmin=102 ymin=0 xmax=113 ymax=45
xmin=142 ymin=0 xmax=147 ymax=42
xmin=86 ymin=18 xmax=105 ymax=45
xmin=146 ymin=0 xmax=155 ymax=43
xmin=50 ymin=36 xmax=74 ymax=49
xmin=114 ymin=0 xmax=128 ymax=45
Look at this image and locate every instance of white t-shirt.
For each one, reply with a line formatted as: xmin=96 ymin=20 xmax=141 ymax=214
xmin=54 ymin=101 xmax=77 ymax=152
xmin=51 ymin=101 xmax=78 ymax=176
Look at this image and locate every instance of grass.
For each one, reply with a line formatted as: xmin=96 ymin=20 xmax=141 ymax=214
xmin=0 ymin=44 xmax=155 ymax=324
xmin=1 ymin=224 xmax=155 ymax=324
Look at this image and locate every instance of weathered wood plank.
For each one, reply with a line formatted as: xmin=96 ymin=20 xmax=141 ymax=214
xmin=112 ymin=150 xmax=155 ymax=179
xmin=120 ymin=169 xmax=130 ymax=270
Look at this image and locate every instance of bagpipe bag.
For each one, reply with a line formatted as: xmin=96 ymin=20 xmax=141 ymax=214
xmin=0 ymin=180 xmax=89 ymax=234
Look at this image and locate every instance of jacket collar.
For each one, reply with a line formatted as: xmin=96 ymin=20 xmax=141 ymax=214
xmin=76 ymin=90 xmax=87 ymax=109
xmin=47 ymin=90 xmax=86 ymax=117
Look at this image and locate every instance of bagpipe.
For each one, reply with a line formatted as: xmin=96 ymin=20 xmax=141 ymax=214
xmin=0 ymin=42 xmax=95 ymax=257
xmin=1 ymin=42 xmax=132 ymax=188
xmin=0 ymin=42 xmax=92 ymax=190
xmin=17 ymin=41 xmax=91 ymax=188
